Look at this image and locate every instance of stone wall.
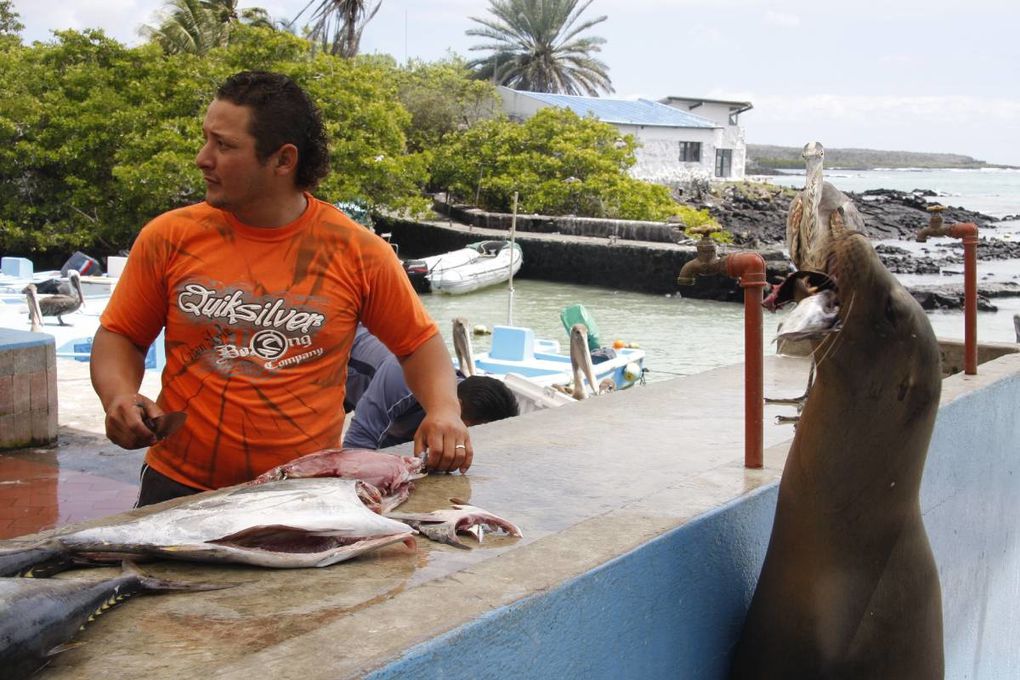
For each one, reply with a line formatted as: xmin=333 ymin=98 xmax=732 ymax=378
xmin=432 ymin=201 xmax=683 ymax=244
xmin=0 ymin=329 xmax=58 ymax=449
xmin=379 ymin=215 xmax=790 ymax=301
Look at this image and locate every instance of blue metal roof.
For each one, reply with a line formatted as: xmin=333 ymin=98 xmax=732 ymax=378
xmin=513 ymin=90 xmax=719 ymax=129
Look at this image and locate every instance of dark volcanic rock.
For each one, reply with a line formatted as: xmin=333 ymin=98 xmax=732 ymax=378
xmin=691 ymin=184 xmax=999 ymax=247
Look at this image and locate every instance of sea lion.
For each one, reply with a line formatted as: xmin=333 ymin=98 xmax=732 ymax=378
xmin=730 ymin=232 xmax=944 ymax=679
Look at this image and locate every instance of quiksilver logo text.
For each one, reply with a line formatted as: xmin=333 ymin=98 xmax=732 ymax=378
xmin=178 ymin=284 xmax=325 ymax=334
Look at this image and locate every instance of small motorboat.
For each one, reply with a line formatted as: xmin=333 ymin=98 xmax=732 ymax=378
xmin=451 ymin=316 xmax=646 ymax=412
xmin=466 ymin=325 xmax=644 ymax=390
xmin=403 ymin=241 xmax=523 ymax=295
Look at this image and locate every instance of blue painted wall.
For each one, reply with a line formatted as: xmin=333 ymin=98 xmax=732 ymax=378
xmin=370 ymin=366 xmax=1019 ymax=680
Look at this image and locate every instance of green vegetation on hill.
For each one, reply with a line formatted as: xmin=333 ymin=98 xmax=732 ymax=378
xmin=746 ymin=144 xmax=1011 ymax=171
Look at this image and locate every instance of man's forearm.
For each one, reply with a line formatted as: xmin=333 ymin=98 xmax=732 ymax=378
xmin=90 ymin=326 xmax=148 ymax=410
xmin=399 ymin=333 xmax=460 ymax=416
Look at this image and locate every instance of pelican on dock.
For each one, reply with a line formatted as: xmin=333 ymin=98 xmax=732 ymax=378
xmin=452 ymin=317 xmax=476 ymax=377
xmin=30 ymin=269 xmax=84 ymax=326
xmin=23 ymin=283 xmax=43 ymax=333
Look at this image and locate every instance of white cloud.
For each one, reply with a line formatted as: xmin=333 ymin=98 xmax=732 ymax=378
xmin=763 ymin=11 xmax=800 ymax=27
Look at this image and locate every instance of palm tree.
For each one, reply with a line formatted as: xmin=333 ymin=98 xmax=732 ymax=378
xmin=466 ymin=0 xmax=613 ymax=96
xmin=141 ymin=0 xmax=276 ymax=55
xmin=291 ymin=0 xmax=382 ymax=57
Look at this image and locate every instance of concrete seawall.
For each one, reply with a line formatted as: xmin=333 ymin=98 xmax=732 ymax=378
xmin=378 ymin=215 xmax=789 ymax=301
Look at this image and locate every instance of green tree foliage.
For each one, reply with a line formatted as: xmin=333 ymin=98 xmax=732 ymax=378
xmin=466 ymin=0 xmax=613 ymax=96
xmin=292 ymin=0 xmax=381 ymax=57
xmin=391 ymin=57 xmax=503 ymax=153
xmin=431 ymin=107 xmax=676 ymax=221
xmin=0 ymin=26 xmax=429 ymax=257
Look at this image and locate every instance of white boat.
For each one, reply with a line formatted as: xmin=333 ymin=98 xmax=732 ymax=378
xmin=467 ymin=325 xmax=645 ymax=390
xmin=404 ymin=240 xmax=523 ymax=295
xmin=451 ymin=317 xmax=646 ymax=413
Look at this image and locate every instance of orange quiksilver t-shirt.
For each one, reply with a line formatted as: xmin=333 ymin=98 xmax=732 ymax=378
xmin=100 ymin=196 xmax=437 ymax=490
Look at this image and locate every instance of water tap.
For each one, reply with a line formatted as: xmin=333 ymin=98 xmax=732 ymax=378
xmin=677 ymin=224 xmax=726 ymax=285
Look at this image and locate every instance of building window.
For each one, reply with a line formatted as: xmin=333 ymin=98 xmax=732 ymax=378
xmin=715 ymin=149 xmax=733 ymax=177
xmin=678 ymin=141 xmax=701 ymax=162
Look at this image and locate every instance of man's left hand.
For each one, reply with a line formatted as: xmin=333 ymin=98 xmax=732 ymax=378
xmin=414 ymin=409 xmax=472 ymax=474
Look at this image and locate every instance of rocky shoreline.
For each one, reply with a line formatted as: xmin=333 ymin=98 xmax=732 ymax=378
xmin=399 ymin=185 xmax=1019 ymax=312
xmin=698 ymin=184 xmax=1001 ymax=247
xmin=691 ymin=184 xmax=1020 ymax=310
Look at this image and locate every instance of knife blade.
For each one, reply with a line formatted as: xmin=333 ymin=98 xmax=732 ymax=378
xmin=142 ymin=411 xmax=187 ymax=441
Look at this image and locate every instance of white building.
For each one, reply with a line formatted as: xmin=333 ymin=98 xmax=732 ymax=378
xmin=659 ymin=96 xmax=753 ymax=180
xmin=497 ymin=86 xmax=752 ymax=183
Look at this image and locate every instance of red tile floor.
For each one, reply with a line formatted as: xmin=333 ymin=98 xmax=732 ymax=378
xmin=0 ymin=453 xmax=138 ymax=539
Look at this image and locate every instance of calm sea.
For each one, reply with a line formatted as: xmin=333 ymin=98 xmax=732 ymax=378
xmin=421 ymin=169 xmax=1020 ymax=382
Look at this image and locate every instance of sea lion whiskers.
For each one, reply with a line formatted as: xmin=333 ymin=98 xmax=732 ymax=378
xmin=809 ymin=289 xmax=854 ymax=372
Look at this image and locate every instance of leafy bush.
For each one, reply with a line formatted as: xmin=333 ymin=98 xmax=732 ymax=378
xmin=431 ymin=107 xmax=679 ymax=221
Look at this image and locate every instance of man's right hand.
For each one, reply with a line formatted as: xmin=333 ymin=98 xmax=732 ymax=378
xmin=91 ymin=326 xmax=158 ymax=450
xmin=103 ymin=393 xmax=160 ymax=450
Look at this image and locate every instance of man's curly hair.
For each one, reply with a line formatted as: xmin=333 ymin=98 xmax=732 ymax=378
xmin=216 ymin=71 xmax=330 ymax=190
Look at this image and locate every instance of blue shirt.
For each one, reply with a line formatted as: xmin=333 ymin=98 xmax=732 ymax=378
xmin=343 ymin=325 xmax=462 ymax=450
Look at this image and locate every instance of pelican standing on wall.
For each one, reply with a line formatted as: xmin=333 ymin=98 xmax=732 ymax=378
xmin=452 ymin=317 xmax=476 ymax=377
xmin=765 ymin=142 xmax=866 ymax=420
xmin=34 ymin=269 xmax=85 ymax=326
xmin=23 ymin=284 xmax=44 ymax=333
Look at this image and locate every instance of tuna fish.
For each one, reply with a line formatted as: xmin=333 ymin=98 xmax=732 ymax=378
xmin=0 ymin=562 xmax=226 ymax=679
xmin=0 ymin=479 xmax=416 ymax=574
xmin=387 ymin=499 xmax=523 ymax=549
xmin=252 ymin=448 xmax=427 ymax=512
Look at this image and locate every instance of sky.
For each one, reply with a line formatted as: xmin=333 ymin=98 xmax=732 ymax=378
xmin=10 ymin=0 xmax=1020 ymax=165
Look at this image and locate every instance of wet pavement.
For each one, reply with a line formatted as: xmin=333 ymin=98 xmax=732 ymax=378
xmin=0 ymin=359 xmax=157 ymax=539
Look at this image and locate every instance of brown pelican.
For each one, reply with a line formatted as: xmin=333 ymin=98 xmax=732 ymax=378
xmin=451 ymin=317 xmax=476 ymax=376
xmin=787 ymin=141 xmax=865 ymax=272
xmin=563 ymin=324 xmax=602 ymax=400
xmin=764 ymin=142 xmax=866 ymax=422
xmin=1014 ymin=313 xmax=1019 ymax=343
xmin=23 ymin=283 xmax=43 ymax=333
xmin=34 ymin=269 xmax=84 ymax=325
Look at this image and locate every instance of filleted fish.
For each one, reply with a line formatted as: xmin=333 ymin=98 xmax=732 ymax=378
xmin=0 ymin=479 xmax=415 ymax=575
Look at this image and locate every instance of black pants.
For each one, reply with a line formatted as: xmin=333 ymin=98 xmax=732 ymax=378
xmin=135 ymin=464 xmax=203 ymax=507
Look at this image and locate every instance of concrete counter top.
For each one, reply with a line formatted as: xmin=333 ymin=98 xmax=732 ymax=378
xmin=11 ymin=356 xmax=814 ymax=678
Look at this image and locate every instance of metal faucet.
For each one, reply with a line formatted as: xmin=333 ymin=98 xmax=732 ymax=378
xmin=676 ymin=225 xmax=727 ymax=285
xmin=916 ymin=205 xmax=946 ymax=242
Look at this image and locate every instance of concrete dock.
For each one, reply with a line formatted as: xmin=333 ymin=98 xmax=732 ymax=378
xmin=1 ymin=353 xmax=812 ymax=677
xmin=3 ymin=349 xmax=1020 ymax=678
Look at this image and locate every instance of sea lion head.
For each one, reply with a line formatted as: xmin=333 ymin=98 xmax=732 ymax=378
xmin=816 ymin=231 xmax=941 ymax=428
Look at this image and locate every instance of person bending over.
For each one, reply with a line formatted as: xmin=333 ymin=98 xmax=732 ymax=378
xmin=91 ymin=71 xmax=469 ymax=507
xmin=344 ymin=325 xmax=519 ymax=450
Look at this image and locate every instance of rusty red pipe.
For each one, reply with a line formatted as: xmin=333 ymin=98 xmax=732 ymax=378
xmin=726 ymin=253 xmax=767 ymax=469
xmin=919 ymin=220 xmax=979 ymax=374
xmin=949 ymin=223 xmax=979 ymax=375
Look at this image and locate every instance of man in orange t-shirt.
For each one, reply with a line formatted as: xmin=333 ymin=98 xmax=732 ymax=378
xmin=91 ymin=71 xmax=471 ymax=506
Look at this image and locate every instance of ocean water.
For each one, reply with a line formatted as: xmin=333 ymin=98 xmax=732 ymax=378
xmin=423 ymin=168 xmax=1020 ymax=381
xmin=762 ymin=167 xmax=1020 ymax=220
